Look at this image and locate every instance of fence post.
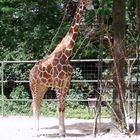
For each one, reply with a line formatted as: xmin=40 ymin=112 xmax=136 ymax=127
xmin=1 ymin=62 xmax=4 ymax=116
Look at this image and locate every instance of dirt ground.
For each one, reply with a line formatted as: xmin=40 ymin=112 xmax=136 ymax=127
xmin=0 ymin=116 xmax=140 ymax=140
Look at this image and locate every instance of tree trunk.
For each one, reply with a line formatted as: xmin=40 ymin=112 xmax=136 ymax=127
xmin=112 ymin=0 xmax=127 ymax=132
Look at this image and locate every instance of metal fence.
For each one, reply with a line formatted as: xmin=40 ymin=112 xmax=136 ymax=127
xmin=0 ymin=59 xmax=140 ymax=116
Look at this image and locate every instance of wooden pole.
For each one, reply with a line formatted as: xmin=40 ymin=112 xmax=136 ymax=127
xmin=135 ymin=0 xmax=140 ymax=130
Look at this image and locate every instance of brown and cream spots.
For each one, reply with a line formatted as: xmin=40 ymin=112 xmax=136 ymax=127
xmin=29 ymin=0 xmax=93 ymax=137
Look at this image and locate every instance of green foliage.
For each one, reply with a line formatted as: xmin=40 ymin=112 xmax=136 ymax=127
xmin=40 ymin=102 xmax=56 ymax=117
xmin=4 ymin=63 xmax=32 ymax=81
xmin=65 ymin=105 xmax=93 ymax=119
xmin=10 ymin=85 xmax=29 ymax=99
xmin=0 ymin=0 xmax=105 ymax=61
xmin=125 ymin=1 xmax=138 ymax=57
xmin=72 ymin=67 xmax=84 ymax=80
xmin=0 ymin=0 xmax=63 ymax=61
xmin=67 ymin=67 xmax=92 ymax=108
xmin=4 ymin=100 xmax=32 ymax=115
xmin=0 ymin=0 xmax=138 ymax=61
xmin=4 ymin=85 xmax=31 ymax=115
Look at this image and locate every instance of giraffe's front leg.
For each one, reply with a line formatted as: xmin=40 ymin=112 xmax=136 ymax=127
xmin=31 ymin=86 xmax=47 ymax=136
xmin=58 ymin=107 xmax=65 ymax=137
xmin=56 ymin=88 xmax=67 ymax=137
xmin=32 ymin=98 xmax=40 ymax=135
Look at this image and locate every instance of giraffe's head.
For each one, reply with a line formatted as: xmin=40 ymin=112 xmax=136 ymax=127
xmin=83 ymin=0 xmax=94 ymax=10
xmin=72 ymin=0 xmax=94 ymax=10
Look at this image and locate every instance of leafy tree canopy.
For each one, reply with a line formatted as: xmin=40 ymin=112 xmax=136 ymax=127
xmin=0 ymin=0 xmax=138 ymax=60
xmin=0 ymin=0 xmax=64 ymax=60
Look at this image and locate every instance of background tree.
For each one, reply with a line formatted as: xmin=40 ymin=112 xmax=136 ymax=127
xmin=111 ymin=0 xmax=127 ymax=132
xmin=112 ymin=0 xmax=130 ymax=130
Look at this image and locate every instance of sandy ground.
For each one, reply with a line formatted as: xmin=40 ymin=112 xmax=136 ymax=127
xmin=0 ymin=116 xmax=140 ymax=140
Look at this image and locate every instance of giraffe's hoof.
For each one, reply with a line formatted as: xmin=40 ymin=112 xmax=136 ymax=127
xmin=59 ymin=131 xmax=66 ymax=137
xmin=33 ymin=128 xmax=40 ymax=137
xmin=33 ymin=131 xmax=40 ymax=137
xmin=59 ymin=133 xmax=66 ymax=137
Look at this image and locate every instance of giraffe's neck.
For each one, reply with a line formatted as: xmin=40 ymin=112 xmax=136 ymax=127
xmin=52 ymin=0 xmax=84 ymax=59
xmin=67 ymin=0 xmax=84 ymax=48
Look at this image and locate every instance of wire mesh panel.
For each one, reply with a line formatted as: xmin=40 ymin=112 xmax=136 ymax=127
xmin=0 ymin=59 xmax=139 ymax=118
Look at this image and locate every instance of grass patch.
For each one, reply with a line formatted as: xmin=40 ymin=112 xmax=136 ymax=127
xmin=0 ymin=100 xmax=111 ymax=119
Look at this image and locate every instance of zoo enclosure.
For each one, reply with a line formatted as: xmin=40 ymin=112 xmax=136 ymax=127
xmin=0 ymin=59 xmax=140 ymax=117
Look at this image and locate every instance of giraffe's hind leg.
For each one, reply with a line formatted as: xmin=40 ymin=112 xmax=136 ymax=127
xmin=55 ymin=87 xmax=69 ymax=137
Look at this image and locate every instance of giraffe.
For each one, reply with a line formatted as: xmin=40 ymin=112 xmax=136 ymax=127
xmin=29 ymin=0 xmax=93 ymax=137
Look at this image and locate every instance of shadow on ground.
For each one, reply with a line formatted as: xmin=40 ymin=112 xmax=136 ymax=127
xmin=38 ymin=122 xmax=93 ymax=138
xmin=38 ymin=121 xmax=140 ymax=138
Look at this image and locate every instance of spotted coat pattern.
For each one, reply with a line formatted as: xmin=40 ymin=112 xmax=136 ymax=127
xmin=29 ymin=0 xmax=93 ymax=137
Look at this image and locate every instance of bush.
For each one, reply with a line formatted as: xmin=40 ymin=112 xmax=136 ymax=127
xmin=10 ymin=85 xmax=30 ymax=99
xmin=4 ymin=85 xmax=31 ymax=115
xmin=67 ymin=67 xmax=93 ymax=108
